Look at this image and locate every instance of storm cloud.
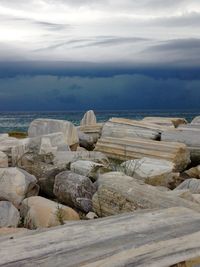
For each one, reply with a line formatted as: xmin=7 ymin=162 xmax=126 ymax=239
xmin=0 ymin=1 xmax=200 ymax=111
xmin=0 ymin=0 xmax=200 ymax=65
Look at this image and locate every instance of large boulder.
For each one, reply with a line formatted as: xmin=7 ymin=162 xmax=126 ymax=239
xmin=80 ymin=110 xmax=97 ymax=126
xmin=101 ymin=118 xmax=166 ymax=141
xmin=54 ymin=171 xmax=96 ymax=212
xmin=92 ymin=172 xmax=200 ymax=217
xmin=18 ymin=152 xmax=66 ymax=197
xmin=0 ymin=151 xmax=8 ymax=167
xmin=11 ymin=132 xmax=70 ymax=166
xmin=174 ymin=178 xmax=200 ymax=194
xmin=161 ymin=127 xmax=200 ymax=162
xmin=70 ymin=160 xmax=109 ymax=181
xmin=0 ymin=167 xmax=39 ymax=208
xmin=0 ymin=201 xmax=20 ymax=227
xmin=20 ymin=196 xmax=79 ymax=229
xmin=53 ymin=151 xmax=109 ymax=169
xmin=121 ymin=157 xmax=179 ymax=188
xmin=77 ymin=131 xmax=96 ymax=150
xmin=28 ymin=119 xmax=79 ymax=148
xmin=95 ymin=137 xmax=190 ymax=172
xmin=0 ymin=136 xmax=20 ymax=165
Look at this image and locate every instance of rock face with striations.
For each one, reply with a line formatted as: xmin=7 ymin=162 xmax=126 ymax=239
xmin=174 ymin=178 xmax=200 ymax=194
xmin=80 ymin=110 xmax=97 ymax=126
xmin=28 ymin=119 xmax=79 ymax=148
xmin=95 ymin=137 xmax=190 ymax=172
xmin=101 ymin=118 xmax=166 ymax=140
xmin=161 ymin=126 xmax=200 ymax=162
xmin=20 ymin=196 xmax=79 ymax=229
xmin=0 ymin=167 xmax=39 ymax=208
xmin=121 ymin=157 xmax=179 ymax=188
xmin=92 ymin=172 xmax=200 ymax=217
xmin=0 ymin=201 xmax=20 ymax=227
xmin=54 ymin=171 xmax=96 ymax=212
xmin=142 ymin=117 xmax=187 ymax=128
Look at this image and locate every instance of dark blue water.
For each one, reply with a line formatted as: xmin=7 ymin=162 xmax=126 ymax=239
xmin=0 ymin=110 xmax=200 ymax=133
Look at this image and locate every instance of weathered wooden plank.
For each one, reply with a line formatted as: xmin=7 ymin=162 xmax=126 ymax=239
xmin=1 ymin=207 xmax=200 ymax=266
xmin=95 ymin=137 xmax=190 ymax=171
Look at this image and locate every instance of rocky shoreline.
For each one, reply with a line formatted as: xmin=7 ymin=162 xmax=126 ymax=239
xmin=1 ymin=110 xmax=200 ymax=265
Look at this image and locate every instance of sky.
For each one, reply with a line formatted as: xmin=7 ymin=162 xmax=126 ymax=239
xmin=0 ymin=0 xmax=200 ymax=111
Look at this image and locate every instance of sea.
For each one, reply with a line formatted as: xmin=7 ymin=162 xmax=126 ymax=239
xmin=0 ymin=110 xmax=200 ymax=133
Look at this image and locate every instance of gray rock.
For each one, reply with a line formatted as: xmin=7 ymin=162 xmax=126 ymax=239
xmin=0 ymin=201 xmax=20 ymax=227
xmin=161 ymin=127 xmax=200 ymax=163
xmin=0 ymin=151 xmax=8 ymax=167
xmin=0 ymin=167 xmax=39 ymax=208
xmin=11 ymin=133 xmax=70 ymax=166
xmin=121 ymin=157 xmax=179 ymax=188
xmin=86 ymin=212 xmax=98 ymax=220
xmin=53 ymin=151 xmax=109 ymax=169
xmin=70 ymin=160 xmax=109 ymax=181
xmin=28 ymin=119 xmax=78 ymax=147
xmin=54 ymin=171 xmax=96 ymax=213
xmin=175 ymin=178 xmax=200 ymax=194
xmin=78 ymin=130 xmax=96 ymax=150
xmin=92 ymin=172 xmax=200 ymax=217
xmin=80 ymin=110 xmax=97 ymax=126
xmin=18 ymin=152 xmax=66 ymax=197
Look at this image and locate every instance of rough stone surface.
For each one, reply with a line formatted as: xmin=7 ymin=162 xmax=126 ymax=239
xmin=54 ymin=171 xmax=96 ymax=212
xmin=142 ymin=117 xmax=187 ymax=127
xmin=92 ymin=172 xmax=200 ymax=217
xmin=11 ymin=132 xmax=69 ymax=166
xmin=95 ymin=137 xmax=190 ymax=172
xmin=86 ymin=212 xmax=98 ymax=220
xmin=70 ymin=160 xmax=109 ymax=181
xmin=0 ymin=167 xmax=39 ymax=208
xmin=101 ymin=118 xmax=165 ymax=140
xmin=0 ymin=151 xmax=8 ymax=167
xmin=0 ymin=201 xmax=20 ymax=227
xmin=28 ymin=119 xmax=78 ymax=147
xmin=53 ymin=151 xmax=109 ymax=169
xmin=175 ymin=178 xmax=200 ymax=194
xmin=20 ymin=196 xmax=79 ymax=229
xmin=161 ymin=127 xmax=200 ymax=162
xmin=121 ymin=157 xmax=180 ymax=188
xmin=18 ymin=153 xmax=66 ymax=197
xmin=2 ymin=207 xmax=200 ymax=266
xmin=78 ymin=130 xmax=96 ymax=150
xmin=184 ymin=165 xmax=200 ymax=179
xmin=80 ymin=110 xmax=97 ymax=126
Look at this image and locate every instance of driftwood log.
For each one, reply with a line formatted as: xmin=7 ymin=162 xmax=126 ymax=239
xmin=1 ymin=207 xmax=200 ymax=266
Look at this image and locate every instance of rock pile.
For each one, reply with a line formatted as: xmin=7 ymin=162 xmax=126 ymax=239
xmin=1 ymin=110 xmax=200 ymax=265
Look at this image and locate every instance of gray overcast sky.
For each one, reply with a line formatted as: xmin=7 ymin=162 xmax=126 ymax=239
xmin=0 ymin=0 xmax=200 ymax=66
